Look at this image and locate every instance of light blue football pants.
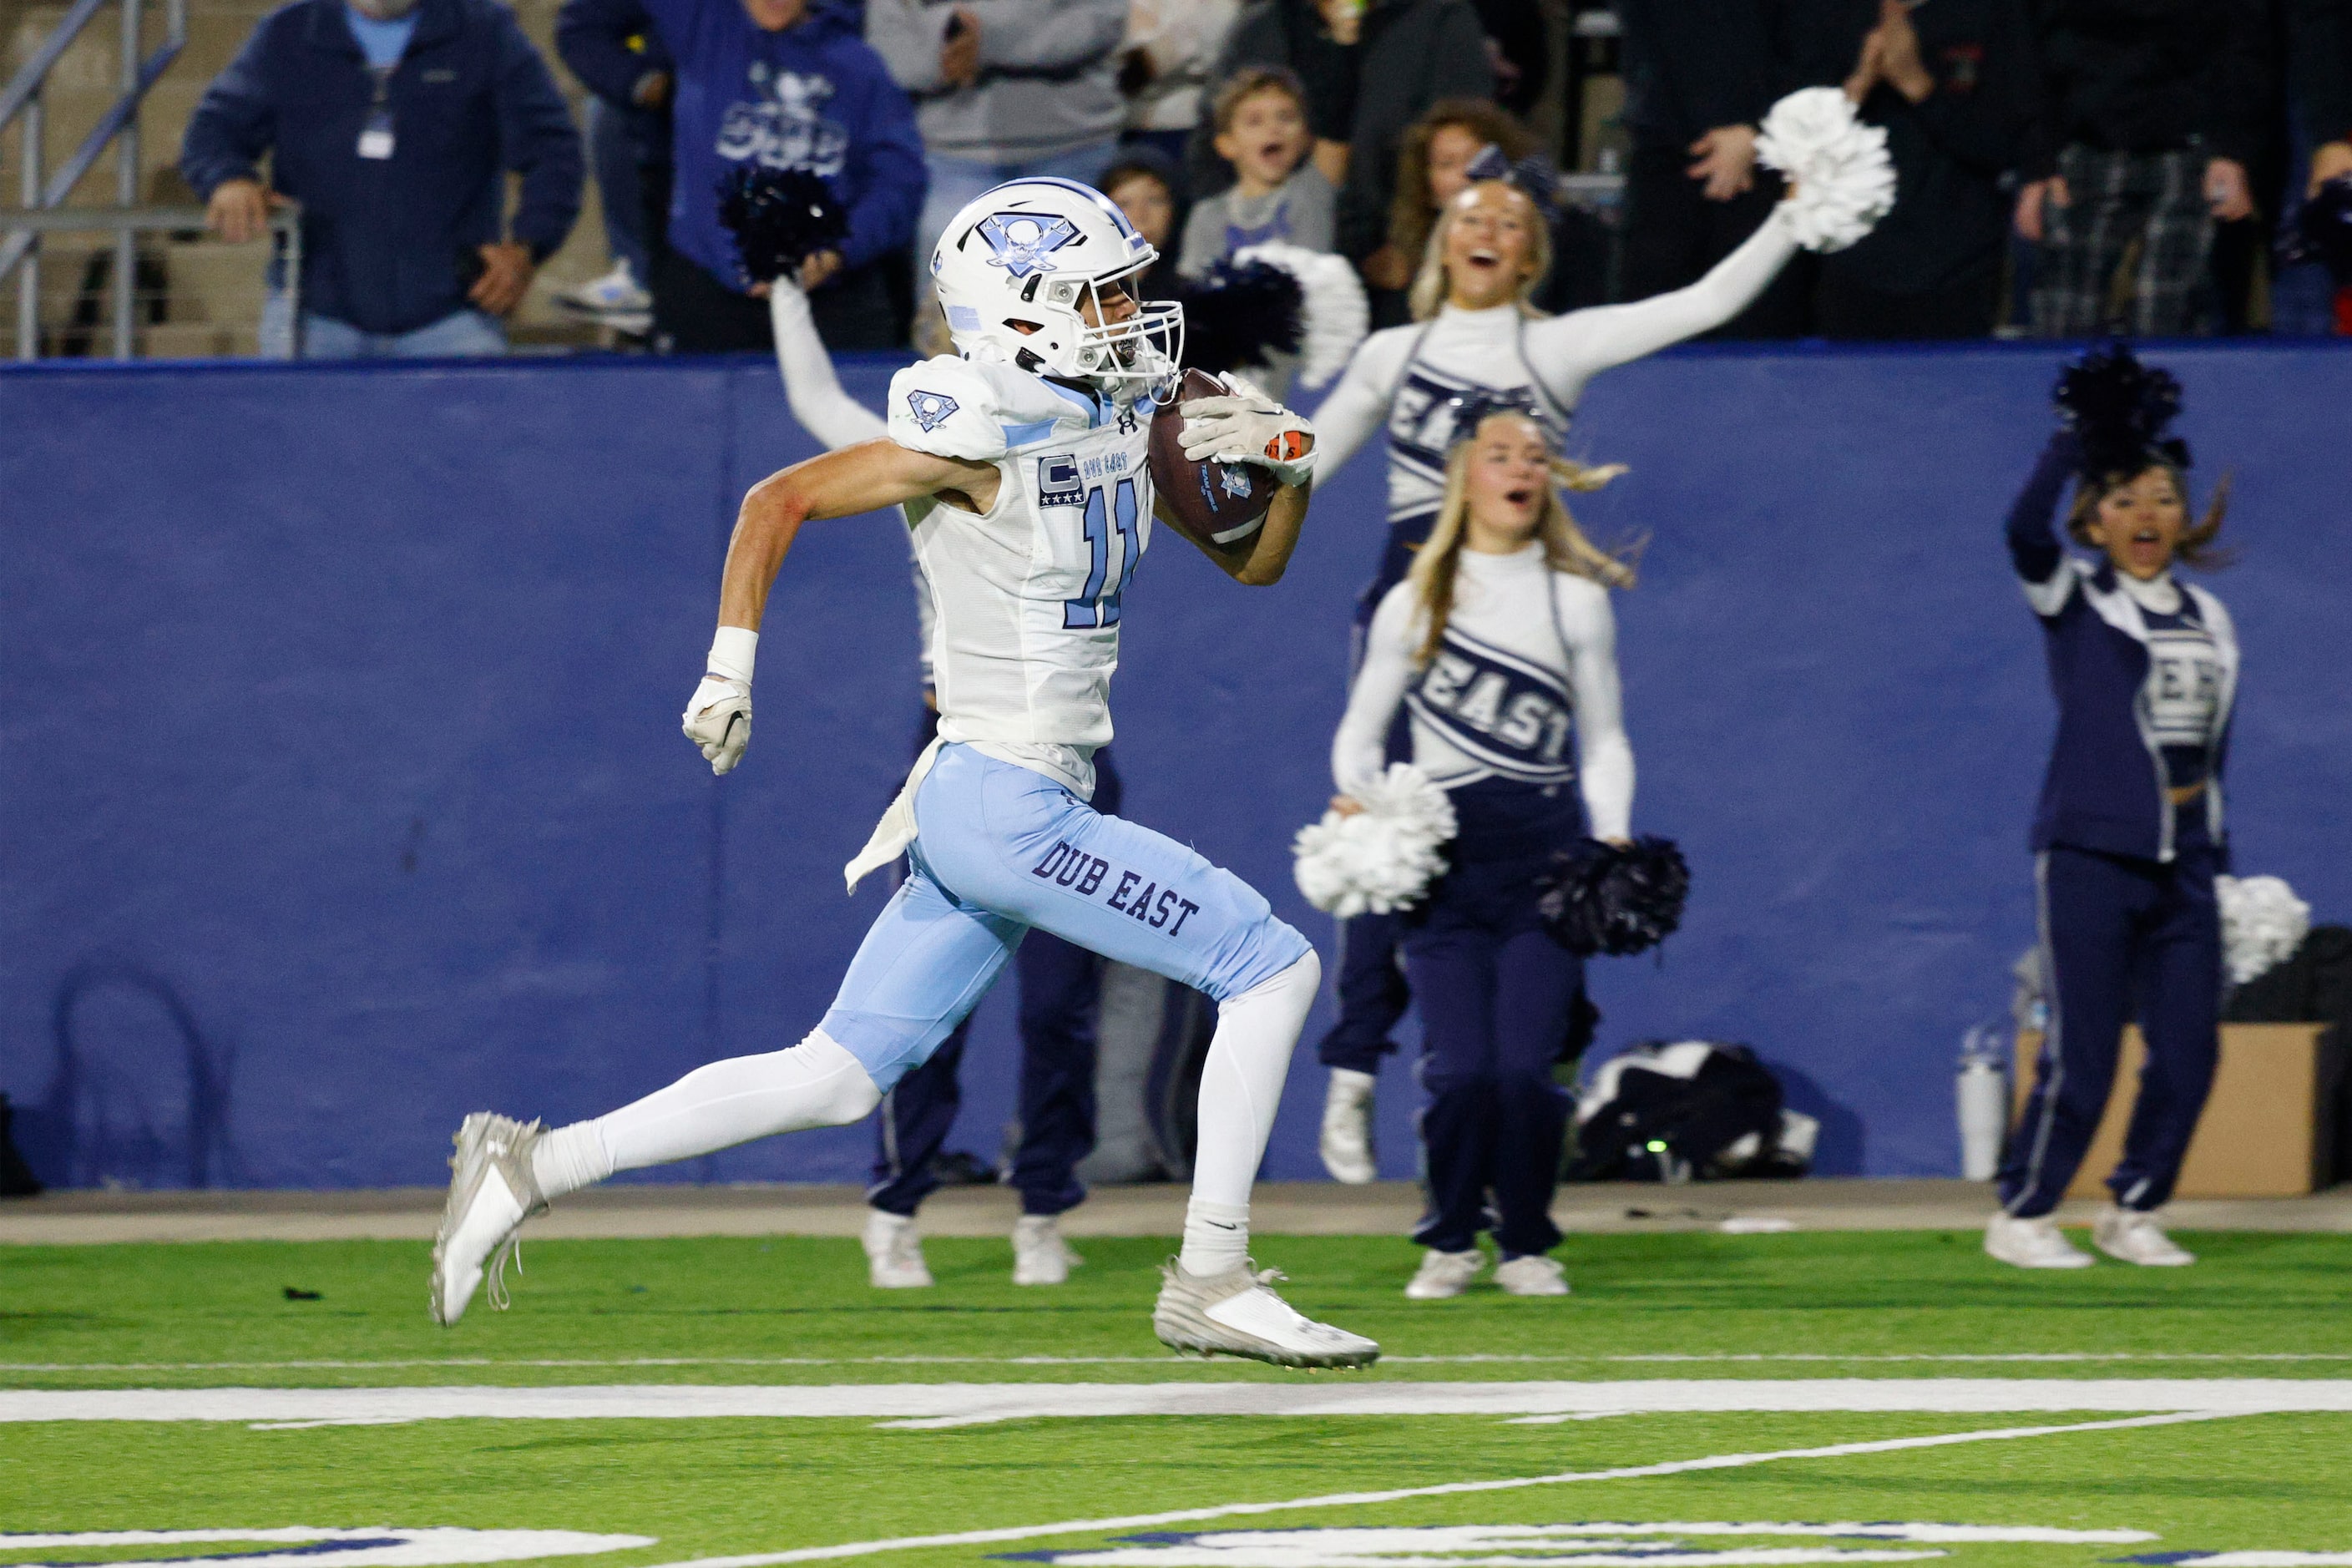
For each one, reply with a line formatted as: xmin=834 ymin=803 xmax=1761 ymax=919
xmin=820 ymin=744 xmax=1313 ymax=1092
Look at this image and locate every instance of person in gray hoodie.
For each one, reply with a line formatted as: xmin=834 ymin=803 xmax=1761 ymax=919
xmin=867 ymin=0 xmax=1129 ymax=283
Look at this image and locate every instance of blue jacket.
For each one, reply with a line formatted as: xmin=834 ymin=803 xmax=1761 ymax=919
xmin=180 ymin=0 xmax=583 ymax=336
xmin=2007 ymin=432 xmax=2238 ymax=863
xmin=589 ymin=0 xmax=923 ymax=288
xmin=554 ymin=0 xmax=675 ymax=155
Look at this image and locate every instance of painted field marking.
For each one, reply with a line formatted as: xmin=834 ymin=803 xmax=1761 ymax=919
xmin=621 ymin=1410 xmax=2244 ymax=1568
xmin=5 ymin=1379 xmax=2352 ymax=1427
xmin=8 ymin=1353 xmax=2352 ymax=1374
xmin=0 ymin=1530 xmax=652 ymax=1568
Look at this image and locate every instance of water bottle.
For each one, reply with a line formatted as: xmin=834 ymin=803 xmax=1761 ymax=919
xmin=1955 ymin=1021 xmax=2009 ymax=1182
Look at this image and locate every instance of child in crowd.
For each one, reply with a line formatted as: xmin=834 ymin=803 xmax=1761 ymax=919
xmin=1178 ymin=67 xmax=1334 ymax=276
xmin=1098 ymin=148 xmax=1186 ymax=300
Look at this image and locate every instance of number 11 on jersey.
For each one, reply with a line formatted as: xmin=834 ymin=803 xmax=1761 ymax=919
xmin=1064 ymin=477 xmax=1141 ymax=630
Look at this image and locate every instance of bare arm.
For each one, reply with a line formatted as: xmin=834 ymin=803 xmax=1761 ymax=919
xmin=719 ymin=440 xmax=999 ymax=631
xmin=1158 ymin=474 xmax=1312 ymax=587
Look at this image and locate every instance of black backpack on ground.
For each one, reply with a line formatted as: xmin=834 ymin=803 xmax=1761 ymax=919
xmin=1565 ymin=1040 xmax=1803 ymax=1182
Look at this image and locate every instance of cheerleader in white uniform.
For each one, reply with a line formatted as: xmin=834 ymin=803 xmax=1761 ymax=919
xmin=1305 ymin=166 xmax=1808 ymax=1178
xmin=1328 ymin=407 xmax=1636 ymax=1297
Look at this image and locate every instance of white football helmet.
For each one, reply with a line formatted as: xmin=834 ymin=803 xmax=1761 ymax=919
xmin=931 ymin=177 xmax=1183 ymax=395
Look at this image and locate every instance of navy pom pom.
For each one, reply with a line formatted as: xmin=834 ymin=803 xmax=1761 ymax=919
xmin=2297 ymin=175 xmax=2352 ymax=285
xmin=1176 ymin=259 xmax=1304 ymax=373
xmin=1538 ymin=836 xmax=1691 ymax=958
xmin=2054 ymin=341 xmax=2189 ymax=481
xmin=716 ymin=165 xmax=848 ymax=286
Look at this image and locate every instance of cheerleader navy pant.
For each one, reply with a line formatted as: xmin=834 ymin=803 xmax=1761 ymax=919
xmin=868 ymin=751 xmax=1123 ymax=1219
xmin=1996 ymin=839 xmax=2224 ymax=1218
xmin=1405 ymin=781 xmax=1587 ymax=1259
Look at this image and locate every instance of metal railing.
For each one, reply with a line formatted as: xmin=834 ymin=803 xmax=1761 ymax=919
xmin=0 ymin=0 xmax=188 ymax=358
xmin=0 ymin=205 xmax=301 ymax=357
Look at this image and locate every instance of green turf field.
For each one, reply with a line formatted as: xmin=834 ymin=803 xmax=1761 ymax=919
xmin=5 ymin=1232 xmax=2351 ymax=1568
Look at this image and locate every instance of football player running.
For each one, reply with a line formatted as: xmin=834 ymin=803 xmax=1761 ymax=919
xmin=428 ymin=178 xmax=1376 ymax=1369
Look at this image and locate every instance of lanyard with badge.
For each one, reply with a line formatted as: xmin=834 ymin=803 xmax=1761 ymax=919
xmin=358 ymin=65 xmax=396 ymax=159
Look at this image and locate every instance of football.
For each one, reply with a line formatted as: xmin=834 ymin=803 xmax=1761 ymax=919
xmin=1149 ymin=368 xmax=1273 ymax=549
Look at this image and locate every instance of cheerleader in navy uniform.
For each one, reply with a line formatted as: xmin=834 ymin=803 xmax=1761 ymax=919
xmin=1989 ymin=346 xmax=2237 ymax=1271
xmin=1328 ymin=408 xmax=1636 ymax=1299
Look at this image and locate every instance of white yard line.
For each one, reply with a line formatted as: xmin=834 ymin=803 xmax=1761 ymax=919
xmin=4 ymin=1379 xmax=2351 ymax=1425
xmin=621 ymin=1411 xmax=2244 ymax=1568
xmin=8 ymin=1353 xmax=2351 ymax=1374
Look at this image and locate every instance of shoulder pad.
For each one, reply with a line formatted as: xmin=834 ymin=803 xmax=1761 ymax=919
xmin=888 ymin=356 xmax=1102 ymax=461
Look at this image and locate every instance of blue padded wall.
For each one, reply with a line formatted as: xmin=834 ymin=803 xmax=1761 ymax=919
xmin=3 ymin=341 xmax=2347 ymax=1189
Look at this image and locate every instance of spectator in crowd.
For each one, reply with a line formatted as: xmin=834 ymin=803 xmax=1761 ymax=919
xmin=2290 ymin=0 xmax=2352 ymax=196
xmin=1363 ymin=98 xmax=1533 ymax=322
xmin=1465 ymin=0 xmax=1546 ymax=119
xmin=1177 ymin=67 xmax=1333 ymax=276
xmin=1096 ymin=145 xmax=1185 ymax=297
xmin=563 ymin=0 xmax=922 ymax=352
xmin=1801 ymin=0 xmax=2039 ymax=340
xmin=868 ymin=0 xmax=1130 ymax=295
xmin=181 ymin=0 xmax=583 ymax=358
xmin=556 ymin=0 xmax=675 ymax=335
xmin=1611 ymin=0 xmax=1808 ymax=337
xmin=1196 ymin=0 xmax=1493 ymax=270
xmin=1118 ymin=0 xmax=1243 ymax=167
xmin=2015 ymin=0 xmax=2267 ymax=338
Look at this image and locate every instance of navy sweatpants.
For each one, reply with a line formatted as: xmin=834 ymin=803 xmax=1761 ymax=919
xmin=1405 ymin=781 xmax=1586 ymax=1259
xmin=1997 ymin=840 xmax=2223 ymax=1218
xmin=1319 ymin=510 xmax=1436 ymax=1074
xmin=865 ymin=745 xmax=1120 ymax=1218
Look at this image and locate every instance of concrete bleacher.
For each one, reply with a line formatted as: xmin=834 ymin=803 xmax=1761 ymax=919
xmin=3 ymin=0 xmax=615 ymax=357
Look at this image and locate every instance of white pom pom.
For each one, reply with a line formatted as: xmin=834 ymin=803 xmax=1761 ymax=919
xmin=1292 ymin=763 xmax=1457 ymax=918
xmin=1753 ymin=86 xmax=1897 ymax=253
xmin=2216 ymin=874 xmax=2313 ymax=986
xmin=1234 ymin=240 xmax=1368 ymax=392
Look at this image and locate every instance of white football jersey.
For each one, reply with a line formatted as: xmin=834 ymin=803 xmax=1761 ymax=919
xmin=887 ymin=353 xmax=1160 ymax=789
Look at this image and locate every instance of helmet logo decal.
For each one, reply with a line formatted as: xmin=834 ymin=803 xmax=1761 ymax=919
xmin=973 ymin=212 xmax=1081 ymax=278
xmin=905 ymin=390 xmax=960 ymax=432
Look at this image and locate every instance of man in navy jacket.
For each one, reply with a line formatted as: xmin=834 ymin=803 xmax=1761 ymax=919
xmin=564 ymin=0 xmax=925 ymax=351
xmin=181 ymin=0 xmax=584 ymax=357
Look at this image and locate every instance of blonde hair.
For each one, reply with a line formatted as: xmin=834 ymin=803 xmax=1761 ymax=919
xmin=1409 ymin=412 xmax=1639 ymax=664
xmin=1388 ymin=100 xmax=1538 ymax=266
xmin=2065 ymin=462 xmax=2234 ymax=571
xmin=1408 ymin=181 xmax=1553 ymax=321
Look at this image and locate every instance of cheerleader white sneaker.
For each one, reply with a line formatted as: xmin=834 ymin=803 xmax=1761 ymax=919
xmin=1984 ymin=1211 xmax=2095 ymax=1269
xmin=1319 ymin=1068 xmax=1378 ymax=1184
xmin=2093 ymin=1206 xmax=2196 ymax=1266
xmin=1011 ymin=1213 xmax=1084 ymax=1285
xmin=1154 ymin=1258 xmax=1379 ymax=1368
xmin=429 ymin=1113 xmax=548 ymax=1325
xmin=1404 ymin=1247 xmax=1486 ymax=1299
xmin=1495 ymin=1254 xmax=1571 ymax=1297
xmin=862 ymin=1208 xmax=933 ymax=1288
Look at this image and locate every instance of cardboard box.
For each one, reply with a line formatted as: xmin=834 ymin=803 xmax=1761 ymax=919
xmin=2011 ymin=1024 xmax=2343 ymax=1198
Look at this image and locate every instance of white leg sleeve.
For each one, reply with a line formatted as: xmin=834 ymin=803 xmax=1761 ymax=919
xmin=1181 ymin=953 xmax=1320 ymax=1274
xmin=537 ymin=1029 xmax=882 ymax=1198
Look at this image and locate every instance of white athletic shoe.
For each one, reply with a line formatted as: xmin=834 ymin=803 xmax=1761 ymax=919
xmin=1319 ymin=1068 xmax=1378 ymax=1184
xmin=2093 ymin=1206 xmax=2196 ymax=1266
xmin=428 ymin=1112 xmax=548 ymax=1326
xmin=1495 ymin=1253 xmax=1571 ymax=1297
xmin=1984 ymin=1211 xmax=2095 ymax=1269
xmin=862 ymin=1208 xmax=933 ymax=1288
xmin=558 ymin=260 xmax=653 ymax=318
xmin=1154 ymin=1258 xmax=1379 ymax=1368
xmin=1404 ymin=1247 xmax=1486 ymax=1300
xmin=1011 ymin=1213 xmax=1084 ymax=1286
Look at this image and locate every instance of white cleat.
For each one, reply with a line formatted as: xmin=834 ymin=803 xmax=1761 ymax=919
xmin=862 ymin=1208 xmax=934 ymax=1288
xmin=1319 ymin=1067 xmax=1378 ymax=1184
xmin=1985 ymin=1211 xmax=2096 ymax=1269
xmin=1011 ymin=1213 xmax=1083 ymax=1286
xmin=1495 ymin=1253 xmax=1571 ymax=1297
xmin=1153 ymin=1257 xmax=1379 ymax=1368
xmin=1404 ymin=1247 xmax=1486 ymax=1300
xmin=2093 ymin=1205 xmax=2196 ymax=1266
xmin=429 ymin=1112 xmax=548 ymax=1326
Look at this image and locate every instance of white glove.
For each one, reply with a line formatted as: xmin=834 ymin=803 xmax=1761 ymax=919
xmin=682 ymin=675 xmax=751 ymax=775
xmin=1179 ymin=387 xmax=1318 ymax=488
